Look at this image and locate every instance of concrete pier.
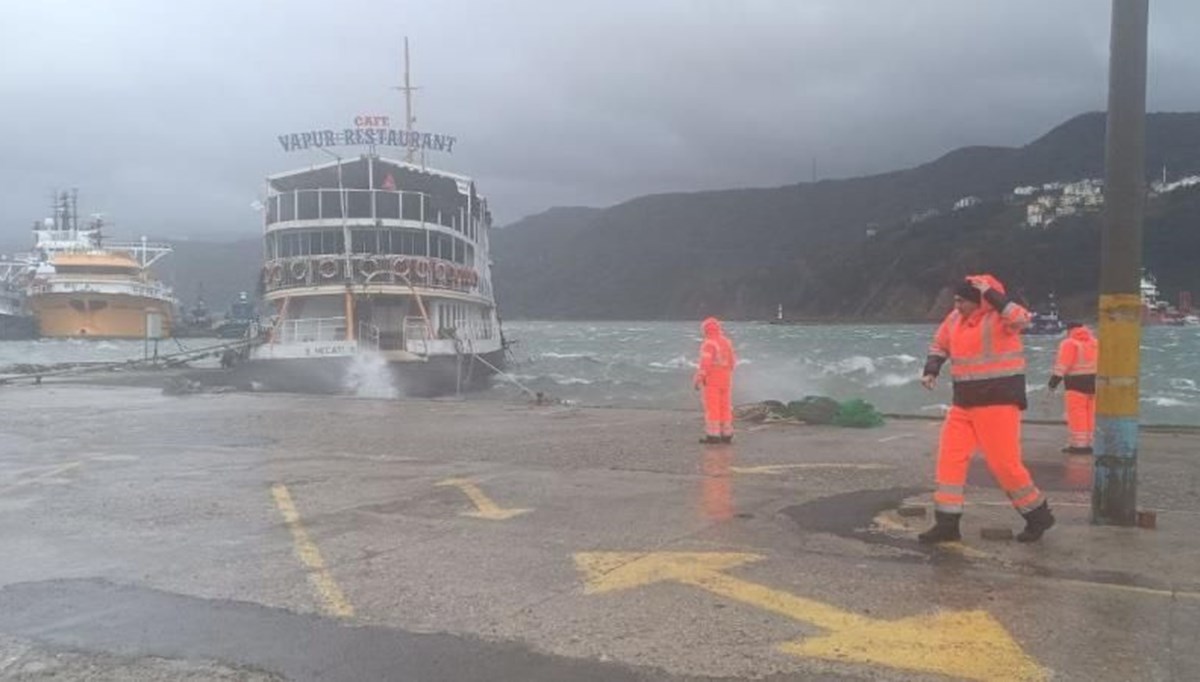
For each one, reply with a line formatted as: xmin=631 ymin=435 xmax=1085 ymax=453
xmin=1 ymin=385 xmax=1197 ymax=681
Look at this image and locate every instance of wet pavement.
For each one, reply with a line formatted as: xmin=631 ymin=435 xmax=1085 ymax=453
xmin=1 ymin=384 xmax=1198 ymax=681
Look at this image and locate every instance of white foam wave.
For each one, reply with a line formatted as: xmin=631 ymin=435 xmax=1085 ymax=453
xmin=1169 ymin=378 xmax=1198 ymax=392
xmin=649 ymin=355 xmax=697 ymax=370
xmin=825 ymin=356 xmax=877 ymax=375
xmin=880 ymin=354 xmax=919 ymax=364
xmin=549 ymin=374 xmax=593 ymax=385
xmin=1142 ymin=396 xmax=1194 ymax=407
xmin=343 ymin=351 xmax=398 ymax=399
xmin=541 ymin=352 xmax=594 ymax=360
xmin=869 ymin=373 xmax=917 ymax=388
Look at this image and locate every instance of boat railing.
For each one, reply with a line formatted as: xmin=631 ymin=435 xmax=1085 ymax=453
xmin=279 ymin=316 xmax=348 ymax=344
xmin=28 ymin=279 xmax=175 ymax=300
xmin=262 ymin=255 xmax=480 ymax=295
xmin=266 ymin=189 xmax=472 ymax=234
xmin=403 ymin=317 xmax=432 ymax=355
xmin=358 ymin=322 xmax=381 ymax=351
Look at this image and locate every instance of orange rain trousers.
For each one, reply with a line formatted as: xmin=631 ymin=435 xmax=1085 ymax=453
xmin=702 ymin=371 xmax=734 ymax=438
xmin=933 ymin=405 xmax=1044 ymax=514
xmin=1065 ymin=390 xmax=1095 ymax=448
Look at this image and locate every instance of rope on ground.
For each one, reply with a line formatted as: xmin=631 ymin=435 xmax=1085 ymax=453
xmin=470 ymin=351 xmax=538 ymax=400
xmin=0 ymin=337 xmax=262 ymax=387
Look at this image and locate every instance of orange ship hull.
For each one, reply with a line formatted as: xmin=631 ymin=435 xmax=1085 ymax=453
xmin=29 ymin=293 xmax=174 ymax=338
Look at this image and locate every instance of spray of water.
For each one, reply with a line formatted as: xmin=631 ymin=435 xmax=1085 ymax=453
xmin=343 ymin=351 xmax=399 ymax=399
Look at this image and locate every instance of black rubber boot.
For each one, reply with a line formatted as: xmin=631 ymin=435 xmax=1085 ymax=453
xmin=719 ymin=435 xmax=733 ymax=444
xmin=917 ymin=511 xmax=962 ymax=544
xmin=1017 ymin=501 xmax=1055 ymax=543
xmin=699 ymin=436 xmax=721 ymax=445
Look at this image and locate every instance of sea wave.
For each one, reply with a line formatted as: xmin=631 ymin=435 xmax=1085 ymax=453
xmin=648 ymin=355 xmax=697 ymax=370
xmin=549 ymin=374 xmax=593 ymax=386
xmin=825 ymin=356 xmax=877 ymax=376
xmin=869 ymin=373 xmax=918 ymax=388
xmin=1141 ymin=396 xmax=1194 ymax=407
xmin=541 ymin=352 xmax=595 ymax=360
xmin=1169 ymin=378 xmax=1198 ymax=392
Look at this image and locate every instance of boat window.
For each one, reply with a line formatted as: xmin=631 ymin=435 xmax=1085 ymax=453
xmin=401 ymin=192 xmax=422 ymax=221
xmin=376 ymin=191 xmax=400 ymax=219
xmin=297 ymin=190 xmax=319 ymax=221
xmin=322 ymin=229 xmax=344 ymax=254
xmin=347 ymin=190 xmax=372 ymax=219
xmin=320 ymin=190 xmax=343 ymax=219
xmin=280 ymin=192 xmax=296 ymax=221
xmin=267 ymin=196 xmax=279 ymax=224
xmin=351 ymin=229 xmax=377 ymax=254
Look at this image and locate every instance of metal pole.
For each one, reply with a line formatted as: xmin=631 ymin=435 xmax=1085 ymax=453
xmin=1094 ymin=0 xmax=1148 ymax=526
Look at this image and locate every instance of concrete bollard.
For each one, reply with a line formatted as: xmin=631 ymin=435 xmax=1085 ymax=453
xmin=1136 ymin=510 xmax=1157 ymax=529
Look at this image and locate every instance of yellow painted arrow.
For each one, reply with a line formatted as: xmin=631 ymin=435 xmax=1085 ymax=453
xmin=574 ymin=552 xmax=1043 ymax=682
xmin=730 ymin=463 xmax=893 ymax=475
xmin=436 ymin=478 xmax=531 ymax=520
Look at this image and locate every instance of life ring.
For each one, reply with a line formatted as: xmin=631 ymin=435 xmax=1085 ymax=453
xmin=433 ymin=261 xmax=448 ymax=283
xmin=391 ymin=257 xmax=410 ymax=278
xmin=318 ymin=258 xmax=338 ymax=279
xmin=268 ymin=263 xmax=284 ymax=286
xmin=358 ymin=257 xmax=377 ymax=278
xmin=414 ymin=258 xmax=430 ymax=280
xmin=289 ymin=259 xmax=309 ymax=281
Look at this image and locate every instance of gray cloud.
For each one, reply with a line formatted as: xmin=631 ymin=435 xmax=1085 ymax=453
xmin=1 ymin=0 xmax=1198 ymax=243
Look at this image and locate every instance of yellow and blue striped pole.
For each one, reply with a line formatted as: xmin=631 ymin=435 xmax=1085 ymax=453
xmin=1094 ymin=0 xmax=1148 ymax=526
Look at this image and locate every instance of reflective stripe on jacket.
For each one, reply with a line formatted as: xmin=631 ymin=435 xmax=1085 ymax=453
xmin=928 ymin=299 xmax=1031 ymax=409
xmin=1053 ymin=326 xmax=1098 ymax=394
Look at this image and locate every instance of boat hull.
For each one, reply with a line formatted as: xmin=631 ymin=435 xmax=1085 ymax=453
xmin=29 ymin=293 xmax=174 ymax=339
xmin=0 ymin=314 xmax=37 ymax=340
xmin=224 ymin=349 xmax=506 ymax=397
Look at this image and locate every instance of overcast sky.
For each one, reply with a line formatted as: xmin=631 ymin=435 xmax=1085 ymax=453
xmin=2 ymin=0 xmax=1199 ymax=243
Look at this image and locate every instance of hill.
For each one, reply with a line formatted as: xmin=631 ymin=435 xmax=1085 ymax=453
xmin=492 ymin=112 xmax=1200 ymax=320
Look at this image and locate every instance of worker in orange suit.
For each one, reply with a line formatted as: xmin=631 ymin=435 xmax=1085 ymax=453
xmin=694 ymin=317 xmax=736 ymax=444
xmin=919 ymin=275 xmax=1055 ymax=543
xmin=1049 ymin=322 xmax=1098 ymax=455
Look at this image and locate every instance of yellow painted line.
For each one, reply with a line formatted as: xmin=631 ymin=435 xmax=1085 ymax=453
xmin=576 ymin=552 xmax=1044 ymax=681
xmin=0 ymin=461 xmax=83 ymax=494
xmin=938 ymin=541 xmax=992 ymax=559
xmin=270 ymin=483 xmax=355 ymax=619
xmin=872 ymin=512 xmax=993 ymax=559
xmin=730 ymin=463 xmax=894 ymax=475
xmin=436 ymin=478 xmax=531 ymax=520
xmin=1043 ymin=576 xmax=1200 ymax=601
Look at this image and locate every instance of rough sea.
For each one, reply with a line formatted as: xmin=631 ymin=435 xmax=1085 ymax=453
xmin=1 ymin=322 xmax=1196 ymax=426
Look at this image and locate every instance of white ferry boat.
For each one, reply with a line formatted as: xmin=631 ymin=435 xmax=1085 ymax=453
xmin=243 ymin=42 xmax=505 ymax=396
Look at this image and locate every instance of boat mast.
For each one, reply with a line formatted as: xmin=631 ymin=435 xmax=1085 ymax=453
xmin=393 ymin=37 xmax=421 ymax=166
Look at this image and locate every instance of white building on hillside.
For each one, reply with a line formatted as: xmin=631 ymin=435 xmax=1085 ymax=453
xmin=953 ymin=196 xmax=981 ymax=211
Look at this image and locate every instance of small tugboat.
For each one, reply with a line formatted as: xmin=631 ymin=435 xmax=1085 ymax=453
xmin=1022 ymin=292 xmax=1067 ymax=336
xmin=215 ymin=291 xmax=257 ymax=339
